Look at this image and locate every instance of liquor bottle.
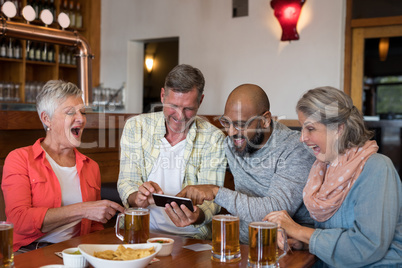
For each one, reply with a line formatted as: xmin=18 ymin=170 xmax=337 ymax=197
xmin=59 ymin=46 xmax=66 ymax=64
xmin=75 ymin=2 xmax=82 ymax=28
xmin=41 ymin=43 xmax=48 ymax=61
xmin=35 ymin=43 xmax=42 ymax=61
xmin=42 ymin=0 xmax=48 ymax=15
xmin=66 ymin=47 xmax=71 ymax=65
xmin=29 ymin=42 xmax=36 ymax=60
xmin=32 ymin=0 xmax=39 ymax=20
xmin=0 ymin=38 xmax=6 ymax=58
xmin=49 ymin=0 xmax=55 ymax=22
xmin=7 ymin=38 xmax=13 ymax=58
xmin=47 ymin=44 xmax=54 ymax=62
xmin=61 ymin=0 xmax=69 ymax=16
xmin=13 ymin=39 xmax=21 ymax=59
xmin=12 ymin=0 xmax=20 ymax=17
xmin=69 ymin=1 xmax=76 ymax=28
xmin=37 ymin=0 xmax=43 ymax=18
xmin=71 ymin=48 xmax=76 ymax=65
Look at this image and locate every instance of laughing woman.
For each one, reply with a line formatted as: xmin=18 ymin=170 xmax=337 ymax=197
xmin=1 ymin=80 xmax=124 ymax=252
xmin=265 ymin=87 xmax=401 ymax=267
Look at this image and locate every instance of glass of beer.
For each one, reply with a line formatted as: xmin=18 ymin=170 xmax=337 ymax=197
xmin=115 ymin=208 xmax=150 ymax=244
xmin=211 ymin=214 xmax=241 ymax=263
xmin=0 ymin=221 xmax=14 ymax=268
xmin=248 ymin=221 xmax=288 ymax=268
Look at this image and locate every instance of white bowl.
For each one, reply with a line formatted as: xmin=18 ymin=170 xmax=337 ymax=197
xmin=147 ymin=237 xmax=174 ymax=256
xmin=62 ymin=247 xmax=88 ymax=268
xmin=78 ymin=243 xmax=161 ymax=268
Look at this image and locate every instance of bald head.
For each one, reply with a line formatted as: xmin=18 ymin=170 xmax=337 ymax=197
xmin=225 ymin=84 xmax=270 ymax=114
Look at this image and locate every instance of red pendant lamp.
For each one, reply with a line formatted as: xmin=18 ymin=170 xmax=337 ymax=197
xmin=271 ymin=0 xmax=306 ymax=41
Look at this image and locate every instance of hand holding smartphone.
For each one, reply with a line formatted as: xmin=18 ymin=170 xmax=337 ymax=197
xmin=152 ymin=193 xmax=194 ymax=212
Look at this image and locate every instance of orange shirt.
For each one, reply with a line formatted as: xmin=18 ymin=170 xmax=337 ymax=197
xmin=1 ymin=138 xmax=104 ymax=251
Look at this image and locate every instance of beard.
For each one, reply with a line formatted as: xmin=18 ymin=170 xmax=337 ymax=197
xmin=233 ymin=122 xmax=265 ymax=157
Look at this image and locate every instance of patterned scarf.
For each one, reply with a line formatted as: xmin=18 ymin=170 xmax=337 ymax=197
xmin=303 ymin=140 xmax=378 ymax=222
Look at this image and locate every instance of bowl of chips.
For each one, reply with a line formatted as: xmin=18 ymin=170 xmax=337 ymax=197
xmin=78 ymin=243 xmax=162 ymax=268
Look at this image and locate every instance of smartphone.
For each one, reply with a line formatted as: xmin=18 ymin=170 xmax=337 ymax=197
xmin=152 ymin=193 xmax=194 ymax=212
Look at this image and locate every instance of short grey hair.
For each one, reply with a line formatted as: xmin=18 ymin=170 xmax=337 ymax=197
xmin=164 ymin=64 xmax=205 ymax=103
xmin=36 ymin=80 xmax=82 ymax=129
xmin=296 ymin=86 xmax=373 ymax=153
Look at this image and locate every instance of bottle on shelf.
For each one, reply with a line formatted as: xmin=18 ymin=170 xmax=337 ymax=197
xmin=28 ymin=42 xmax=36 ymax=60
xmin=69 ymin=1 xmax=76 ymax=28
xmin=61 ymin=0 xmax=69 ymax=17
xmin=65 ymin=47 xmax=72 ymax=65
xmin=75 ymin=2 xmax=82 ymax=28
xmin=34 ymin=42 xmax=42 ymax=61
xmin=31 ymin=0 xmax=39 ymax=20
xmin=71 ymin=47 xmax=76 ymax=65
xmin=49 ymin=0 xmax=56 ymax=22
xmin=41 ymin=43 xmax=48 ymax=61
xmin=12 ymin=0 xmax=21 ymax=17
xmin=0 ymin=38 xmax=6 ymax=58
xmin=37 ymin=0 xmax=43 ymax=19
xmin=13 ymin=39 xmax=22 ymax=59
xmin=47 ymin=44 xmax=54 ymax=62
xmin=59 ymin=46 xmax=66 ymax=64
xmin=7 ymin=38 xmax=13 ymax=58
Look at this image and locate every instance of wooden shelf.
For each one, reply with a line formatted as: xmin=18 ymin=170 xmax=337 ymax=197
xmin=59 ymin=63 xmax=77 ymax=68
xmin=26 ymin=60 xmax=57 ymax=66
xmin=0 ymin=57 xmax=23 ymax=63
xmin=0 ymin=0 xmax=100 ymax=106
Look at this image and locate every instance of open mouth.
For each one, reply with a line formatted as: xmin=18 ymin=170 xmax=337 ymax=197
xmin=71 ymin=127 xmax=81 ymax=137
xmin=231 ymin=135 xmax=246 ymax=148
xmin=307 ymin=144 xmax=320 ymax=154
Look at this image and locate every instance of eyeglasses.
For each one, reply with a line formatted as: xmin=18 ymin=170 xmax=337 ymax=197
xmin=219 ymin=112 xmax=267 ymax=131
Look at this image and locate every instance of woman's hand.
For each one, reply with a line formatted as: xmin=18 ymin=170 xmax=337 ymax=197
xmin=263 ymin=210 xmax=300 ymax=238
xmin=42 ymin=200 xmax=125 ymax=232
xmin=264 ymin=210 xmax=315 ymax=247
xmin=82 ymin=200 xmax=125 ymax=223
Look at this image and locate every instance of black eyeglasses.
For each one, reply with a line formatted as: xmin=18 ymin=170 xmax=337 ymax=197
xmin=219 ymin=112 xmax=267 ymax=131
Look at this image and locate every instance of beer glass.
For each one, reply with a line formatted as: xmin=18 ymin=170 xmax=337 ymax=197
xmin=0 ymin=222 xmax=14 ymax=268
xmin=211 ymin=214 xmax=241 ymax=263
xmin=248 ymin=221 xmax=288 ymax=268
xmin=115 ymin=208 xmax=150 ymax=244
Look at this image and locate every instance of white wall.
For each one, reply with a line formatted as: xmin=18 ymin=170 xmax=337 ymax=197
xmin=101 ymin=0 xmax=345 ymax=119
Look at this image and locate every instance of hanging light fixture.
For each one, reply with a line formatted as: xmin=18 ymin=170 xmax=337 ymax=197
xmin=271 ymin=0 xmax=306 ymax=41
xmin=145 ymin=55 xmax=154 ymax=73
xmin=378 ymin=37 xmax=389 ymax=62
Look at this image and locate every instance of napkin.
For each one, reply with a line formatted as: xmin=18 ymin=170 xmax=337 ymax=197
xmin=182 ymin=243 xmax=212 ymax=252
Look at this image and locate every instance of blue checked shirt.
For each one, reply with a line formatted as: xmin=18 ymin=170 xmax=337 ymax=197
xmin=117 ymin=112 xmax=227 ymax=239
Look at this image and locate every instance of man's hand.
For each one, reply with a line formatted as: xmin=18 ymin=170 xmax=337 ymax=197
xmin=128 ymin=181 xmax=163 ymax=207
xmin=164 ymin=202 xmax=205 ymax=227
xmin=176 ymin=185 xmax=219 ymax=205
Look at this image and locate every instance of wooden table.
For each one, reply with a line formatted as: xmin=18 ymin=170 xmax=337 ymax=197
xmin=14 ymin=228 xmax=316 ymax=267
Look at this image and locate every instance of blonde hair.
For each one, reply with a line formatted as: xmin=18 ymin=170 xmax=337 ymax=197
xmin=296 ymin=86 xmax=373 ymax=153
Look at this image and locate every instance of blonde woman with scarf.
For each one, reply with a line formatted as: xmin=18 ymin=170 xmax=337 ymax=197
xmin=264 ymin=87 xmax=401 ymax=268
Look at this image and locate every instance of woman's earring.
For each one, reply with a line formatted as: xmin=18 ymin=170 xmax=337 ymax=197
xmin=47 ymin=127 xmax=51 ymax=131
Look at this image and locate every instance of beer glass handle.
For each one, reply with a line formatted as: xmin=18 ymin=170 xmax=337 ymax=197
xmin=277 ymin=227 xmax=288 ymax=260
xmin=115 ymin=213 xmax=124 ymax=241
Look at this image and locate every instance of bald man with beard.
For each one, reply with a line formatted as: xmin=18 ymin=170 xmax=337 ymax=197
xmin=177 ymin=84 xmax=315 ymax=244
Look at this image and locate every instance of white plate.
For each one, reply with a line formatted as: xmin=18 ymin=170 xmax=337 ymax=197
xmin=78 ymin=243 xmax=161 ymax=268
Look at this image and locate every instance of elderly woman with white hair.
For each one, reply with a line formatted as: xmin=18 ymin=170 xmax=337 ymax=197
xmin=2 ymin=80 xmax=124 ymax=252
xmin=264 ymin=87 xmax=401 ymax=267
